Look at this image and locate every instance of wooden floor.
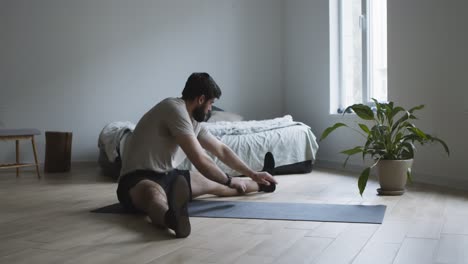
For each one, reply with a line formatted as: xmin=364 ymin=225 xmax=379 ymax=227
xmin=1 ymin=165 xmax=468 ymax=264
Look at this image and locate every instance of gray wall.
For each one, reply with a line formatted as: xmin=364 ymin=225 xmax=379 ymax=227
xmin=0 ymin=0 xmax=284 ymax=162
xmin=284 ymin=0 xmax=468 ymax=189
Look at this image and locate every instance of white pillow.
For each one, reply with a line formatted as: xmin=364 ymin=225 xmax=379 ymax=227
xmin=207 ymin=111 xmax=244 ymax=122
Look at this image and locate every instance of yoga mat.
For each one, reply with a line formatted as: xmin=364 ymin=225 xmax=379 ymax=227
xmin=92 ymin=200 xmax=386 ymax=224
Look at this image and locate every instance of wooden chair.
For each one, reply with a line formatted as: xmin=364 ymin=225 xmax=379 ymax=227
xmin=0 ymin=128 xmax=41 ymax=178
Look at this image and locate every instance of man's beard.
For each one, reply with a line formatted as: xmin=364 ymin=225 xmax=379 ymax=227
xmin=193 ymin=105 xmax=208 ymax=122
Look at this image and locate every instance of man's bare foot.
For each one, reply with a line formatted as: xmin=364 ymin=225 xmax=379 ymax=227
xmin=259 ymin=152 xmax=276 ymax=192
xmin=165 ymin=175 xmax=191 ymax=238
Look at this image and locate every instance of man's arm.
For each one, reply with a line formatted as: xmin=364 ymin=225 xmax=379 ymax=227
xmin=198 ymin=133 xmax=277 ymax=185
xmin=176 ymin=133 xmax=231 ymax=185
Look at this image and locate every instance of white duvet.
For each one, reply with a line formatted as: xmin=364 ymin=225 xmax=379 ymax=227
xmin=98 ymin=121 xmax=135 ymax=162
xmin=178 ymin=115 xmax=319 ymax=175
xmin=206 ymin=115 xmax=302 ymax=137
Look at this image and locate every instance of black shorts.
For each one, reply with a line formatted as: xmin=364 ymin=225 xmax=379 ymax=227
xmin=116 ymin=169 xmax=192 ymax=213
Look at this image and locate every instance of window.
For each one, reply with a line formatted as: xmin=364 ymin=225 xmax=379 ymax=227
xmin=331 ymin=0 xmax=387 ymax=113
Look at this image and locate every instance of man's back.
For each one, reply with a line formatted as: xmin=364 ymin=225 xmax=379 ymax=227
xmin=120 ymin=98 xmax=207 ymax=178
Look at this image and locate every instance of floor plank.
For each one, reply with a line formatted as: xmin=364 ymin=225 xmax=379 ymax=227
xmin=392 ymin=238 xmax=438 ymax=264
xmin=434 ymin=234 xmax=468 ymax=264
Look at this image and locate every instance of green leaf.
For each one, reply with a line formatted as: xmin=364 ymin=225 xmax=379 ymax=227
xmin=370 ymin=158 xmax=381 ymax=169
xmin=341 ymin=146 xmax=363 ymax=156
xmin=401 ymin=134 xmax=421 ymax=144
xmin=341 ymin=147 xmax=363 ymax=168
xmin=390 ymin=107 xmax=405 ymax=122
xmin=394 ymin=132 xmax=403 ymax=143
xmin=408 ymin=127 xmax=428 ymax=140
xmin=401 ymin=142 xmax=415 ymax=159
xmin=358 ymin=123 xmax=370 ymax=134
xmin=358 ymin=167 xmax=371 ymax=196
xmin=371 ymin=98 xmax=381 ymax=111
xmin=372 ymin=98 xmax=384 ymax=122
xmin=407 ymin=168 xmax=413 ymax=184
xmin=391 ymin=111 xmax=411 ymax=132
xmin=320 ymin=123 xmax=347 ymax=141
xmin=350 ymin=104 xmax=374 ymax=120
xmin=343 ymin=155 xmax=351 ymax=168
xmin=363 ymin=139 xmax=372 ymax=160
xmin=381 ymin=103 xmax=392 ymax=122
xmin=428 ymin=136 xmax=450 ymax=156
xmin=342 ymin=105 xmax=353 ymax=116
xmin=409 ymin=104 xmax=425 ymax=114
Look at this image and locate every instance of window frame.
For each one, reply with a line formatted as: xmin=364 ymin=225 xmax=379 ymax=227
xmin=334 ymin=0 xmax=386 ymax=114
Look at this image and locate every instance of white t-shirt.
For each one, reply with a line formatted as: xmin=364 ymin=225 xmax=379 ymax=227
xmin=120 ymin=98 xmax=210 ymax=178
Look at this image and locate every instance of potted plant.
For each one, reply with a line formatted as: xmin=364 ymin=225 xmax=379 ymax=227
xmin=320 ymin=99 xmax=449 ymax=196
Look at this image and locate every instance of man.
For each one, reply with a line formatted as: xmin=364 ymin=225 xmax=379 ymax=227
xmin=117 ymin=72 xmax=277 ymax=238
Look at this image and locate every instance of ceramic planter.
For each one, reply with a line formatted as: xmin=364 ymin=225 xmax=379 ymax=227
xmin=376 ymin=159 xmax=413 ymax=195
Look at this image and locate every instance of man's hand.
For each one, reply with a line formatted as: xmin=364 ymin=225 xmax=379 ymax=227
xmin=229 ymin=177 xmax=247 ymax=193
xmin=250 ymin=171 xmax=277 ymax=186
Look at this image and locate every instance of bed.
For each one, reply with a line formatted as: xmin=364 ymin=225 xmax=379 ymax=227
xmin=98 ymin=112 xmax=319 ymax=180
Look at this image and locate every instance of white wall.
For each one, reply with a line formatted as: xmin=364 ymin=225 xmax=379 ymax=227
xmin=284 ymin=0 xmax=468 ymax=189
xmin=0 ymin=0 xmax=284 ymax=162
xmin=387 ymin=0 xmax=468 ymax=187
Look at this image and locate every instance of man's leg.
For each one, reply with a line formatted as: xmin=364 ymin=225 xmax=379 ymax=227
xmin=129 ymin=180 xmax=168 ymax=226
xmin=164 ymin=175 xmax=191 ymax=238
xmin=258 ymin=152 xmax=276 ymax=192
xmin=190 ymin=171 xmax=259 ymax=198
xmin=190 ymin=152 xmax=276 ymax=197
xmin=129 ymin=176 xmax=191 ymax=238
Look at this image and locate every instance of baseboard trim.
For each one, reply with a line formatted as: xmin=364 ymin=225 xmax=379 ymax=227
xmin=315 ymin=159 xmax=468 ymax=192
xmin=71 ymin=160 xmax=98 ymax=168
xmin=315 ymin=159 xmax=367 ymax=175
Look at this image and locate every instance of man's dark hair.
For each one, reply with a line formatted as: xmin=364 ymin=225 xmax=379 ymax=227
xmin=182 ymin=72 xmax=222 ymax=101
